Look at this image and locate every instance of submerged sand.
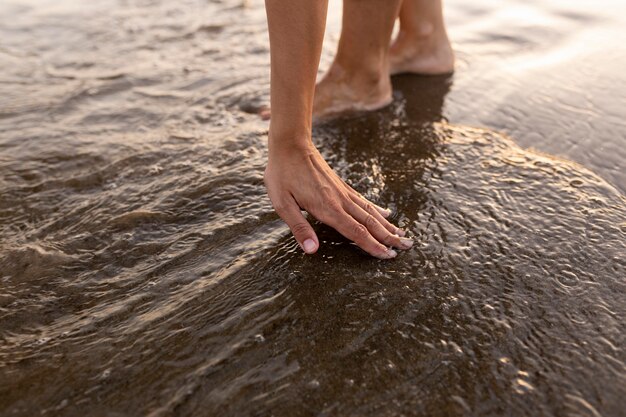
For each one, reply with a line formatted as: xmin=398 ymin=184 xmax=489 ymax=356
xmin=0 ymin=0 xmax=624 ymax=416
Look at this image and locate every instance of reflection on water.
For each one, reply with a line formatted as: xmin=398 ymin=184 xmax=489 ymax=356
xmin=0 ymin=0 xmax=625 ymax=416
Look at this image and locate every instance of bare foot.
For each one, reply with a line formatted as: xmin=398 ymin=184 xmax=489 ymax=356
xmin=259 ymin=63 xmax=392 ymax=121
xmin=312 ymin=62 xmax=392 ymax=119
xmin=389 ymin=31 xmax=455 ymax=75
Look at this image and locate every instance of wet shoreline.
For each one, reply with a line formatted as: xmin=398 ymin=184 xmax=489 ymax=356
xmin=1 ymin=0 xmax=625 ymax=416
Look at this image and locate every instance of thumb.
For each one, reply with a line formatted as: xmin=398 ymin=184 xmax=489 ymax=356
xmin=273 ymin=196 xmax=319 ymax=254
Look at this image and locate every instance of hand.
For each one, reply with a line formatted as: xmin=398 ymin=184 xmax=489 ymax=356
xmin=264 ymin=141 xmax=413 ymax=259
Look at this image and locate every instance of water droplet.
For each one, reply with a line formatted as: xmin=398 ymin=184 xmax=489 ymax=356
xmin=308 ymin=379 xmax=320 ymax=389
xmin=513 ymin=378 xmax=534 ymax=394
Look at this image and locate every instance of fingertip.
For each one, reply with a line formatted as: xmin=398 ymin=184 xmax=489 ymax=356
xmin=373 ymin=247 xmax=397 ymax=260
xmin=382 ymin=248 xmax=397 ymax=259
xmin=377 ymin=206 xmax=392 ymax=218
xmin=398 ymin=237 xmax=413 ymax=249
xmin=302 ymin=238 xmax=318 ymax=254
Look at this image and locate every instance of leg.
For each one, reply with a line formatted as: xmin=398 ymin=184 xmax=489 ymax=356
xmin=312 ymin=0 xmax=402 ymax=118
xmin=389 ymin=0 xmax=454 ymax=75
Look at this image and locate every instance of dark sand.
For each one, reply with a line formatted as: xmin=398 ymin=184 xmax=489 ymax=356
xmin=0 ymin=0 xmax=624 ymax=416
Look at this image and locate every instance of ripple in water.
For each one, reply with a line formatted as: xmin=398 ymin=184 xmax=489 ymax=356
xmin=0 ymin=1 xmax=624 ymax=416
xmin=1 ymin=74 xmax=624 ymax=416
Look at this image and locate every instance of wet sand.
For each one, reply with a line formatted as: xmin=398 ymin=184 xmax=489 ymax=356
xmin=0 ymin=0 xmax=625 ymax=416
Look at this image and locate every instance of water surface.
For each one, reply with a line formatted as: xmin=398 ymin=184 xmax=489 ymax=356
xmin=0 ymin=0 xmax=624 ymax=416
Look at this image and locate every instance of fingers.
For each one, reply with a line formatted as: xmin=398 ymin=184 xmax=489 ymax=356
xmin=347 ymin=203 xmax=413 ymax=251
xmin=342 ymin=182 xmax=400 ymax=224
xmin=353 ymin=191 xmax=391 ymax=218
xmin=343 ymin=183 xmax=406 ymax=237
xmin=373 ymin=202 xmax=392 ymax=218
xmin=320 ymin=208 xmax=398 ymax=260
xmin=348 ymin=193 xmax=406 ymax=237
xmin=270 ymin=185 xmax=410 ymax=259
xmin=272 ymin=195 xmax=318 ymax=254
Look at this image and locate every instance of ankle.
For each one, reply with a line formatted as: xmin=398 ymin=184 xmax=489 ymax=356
xmin=397 ymin=23 xmax=449 ymax=47
xmin=330 ymin=56 xmax=388 ymax=90
xmin=411 ymin=21 xmax=436 ymax=39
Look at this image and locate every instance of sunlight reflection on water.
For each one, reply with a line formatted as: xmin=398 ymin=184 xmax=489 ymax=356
xmin=0 ymin=0 xmax=624 ymax=416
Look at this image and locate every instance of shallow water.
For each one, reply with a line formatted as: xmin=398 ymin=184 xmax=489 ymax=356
xmin=0 ymin=0 xmax=625 ymax=416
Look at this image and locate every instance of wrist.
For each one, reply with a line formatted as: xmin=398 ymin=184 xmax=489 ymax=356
xmin=268 ymin=127 xmax=315 ymax=157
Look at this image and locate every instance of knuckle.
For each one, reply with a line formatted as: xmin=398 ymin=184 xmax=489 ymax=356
xmin=364 ymin=214 xmax=378 ymax=228
xmin=352 ymin=223 xmax=369 ymax=240
xmin=291 ymin=222 xmax=311 ymax=236
xmin=382 ymin=233 xmax=399 ymax=246
xmin=323 ymin=198 xmax=342 ymax=214
xmin=365 ymin=243 xmax=387 ymax=257
xmin=363 ymin=202 xmax=375 ymax=214
xmin=319 ymin=185 xmax=334 ymax=200
xmin=376 ymin=245 xmax=389 ymax=256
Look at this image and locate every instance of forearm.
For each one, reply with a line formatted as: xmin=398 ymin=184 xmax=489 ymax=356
xmin=264 ymin=0 xmax=328 ymax=151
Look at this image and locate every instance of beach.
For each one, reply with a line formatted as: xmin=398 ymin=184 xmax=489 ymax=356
xmin=0 ymin=0 xmax=625 ymax=415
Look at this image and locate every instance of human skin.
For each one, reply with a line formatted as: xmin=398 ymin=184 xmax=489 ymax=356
xmin=264 ymin=0 xmax=413 ymax=259
xmin=313 ymin=0 xmax=455 ymax=118
xmin=259 ymin=0 xmax=454 ymax=120
xmin=390 ymin=0 xmax=455 ymax=75
xmin=260 ymin=0 xmax=454 ymax=120
xmin=312 ymin=0 xmax=403 ymax=117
